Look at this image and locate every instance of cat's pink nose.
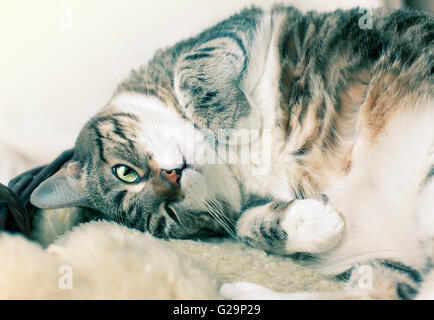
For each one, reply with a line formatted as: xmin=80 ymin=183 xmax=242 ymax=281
xmin=160 ymin=169 xmax=181 ymax=188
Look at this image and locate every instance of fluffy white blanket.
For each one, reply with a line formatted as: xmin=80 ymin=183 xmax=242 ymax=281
xmin=0 ymin=207 xmax=342 ymax=299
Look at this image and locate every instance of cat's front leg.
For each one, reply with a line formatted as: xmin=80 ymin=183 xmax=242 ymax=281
xmin=237 ymin=199 xmax=345 ymax=255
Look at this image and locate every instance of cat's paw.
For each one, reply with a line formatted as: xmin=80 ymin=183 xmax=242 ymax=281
xmin=220 ymin=282 xmax=281 ymax=300
xmin=282 ymin=199 xmax=345 ymax=253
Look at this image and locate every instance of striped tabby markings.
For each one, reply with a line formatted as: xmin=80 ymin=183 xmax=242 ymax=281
xmin=90 ymin=112 xmax=140 ymax=164
xmin=358 ymin=72 xmax=407 ymax=140
xmin=290 ymin=70 xmax=372 ymax=182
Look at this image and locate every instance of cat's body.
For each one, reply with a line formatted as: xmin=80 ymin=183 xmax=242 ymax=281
xmin=31 ymin=6 xmax=433 ymax=299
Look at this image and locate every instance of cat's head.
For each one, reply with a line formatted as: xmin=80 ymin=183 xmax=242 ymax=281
xmin=30 ymin=92 xmax=242 ymax=239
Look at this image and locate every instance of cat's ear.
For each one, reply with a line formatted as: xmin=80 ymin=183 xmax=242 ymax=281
xmin=30 ymin=160 xmax=90 ymax=209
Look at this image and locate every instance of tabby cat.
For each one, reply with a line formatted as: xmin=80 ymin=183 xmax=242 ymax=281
xmin=30 ymin=6 xmax=434 ymax=299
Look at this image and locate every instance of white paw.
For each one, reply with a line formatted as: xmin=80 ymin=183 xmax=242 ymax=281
xmin=282 ymin=199 xmax=345 ymax=254
xmin=220 ymin=282 xmax=281 ymax=300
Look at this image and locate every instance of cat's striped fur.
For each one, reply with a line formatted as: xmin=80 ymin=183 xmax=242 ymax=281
xmin=31 ymin=6 xmax=434 ymax=299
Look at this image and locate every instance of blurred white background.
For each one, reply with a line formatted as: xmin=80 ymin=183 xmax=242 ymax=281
xmin=0 ymin=0 xmax=411 ymax=183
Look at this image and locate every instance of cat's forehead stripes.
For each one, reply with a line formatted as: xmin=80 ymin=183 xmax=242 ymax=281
xmin=88 ymin=110 xmax=150 ymax=171
xmin=94 ymin=112 xmax=140 ymax=123
xmin=89 ymin=122 xmax=107 ymax=163
xmin=117 ymin=77 xmax=189 ymax=122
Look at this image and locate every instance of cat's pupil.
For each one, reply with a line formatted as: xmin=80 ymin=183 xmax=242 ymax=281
xmin=124 ymin=168 xmax=132 ymax=176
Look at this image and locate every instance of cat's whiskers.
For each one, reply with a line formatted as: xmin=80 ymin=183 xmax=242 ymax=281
xmin=119 ymin=83 xmax=127 ymax=95
xmin=205 ymin=198 xmax=239 ymax=240
xmin=183 ymin=173 xmax=238 ymax=238
xmin=116 ymin=205 xmax=126 ymax=226
xmin=166 ymin=203 xmax=183 ymax=228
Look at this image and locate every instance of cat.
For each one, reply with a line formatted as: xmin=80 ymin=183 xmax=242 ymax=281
xmin=30 ymin=5 xmax=433 ymax=299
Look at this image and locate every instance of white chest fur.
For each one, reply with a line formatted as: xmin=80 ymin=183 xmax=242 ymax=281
xmin=229 ymin=12 xmax=295 ymax=201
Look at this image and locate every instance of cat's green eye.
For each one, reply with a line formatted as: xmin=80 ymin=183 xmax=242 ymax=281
xmin=112 ymin=165 xmax=141 ymax=184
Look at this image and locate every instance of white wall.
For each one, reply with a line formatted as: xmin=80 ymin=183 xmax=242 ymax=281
xmin=0 ymin=0 xmax=384 ymax=182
